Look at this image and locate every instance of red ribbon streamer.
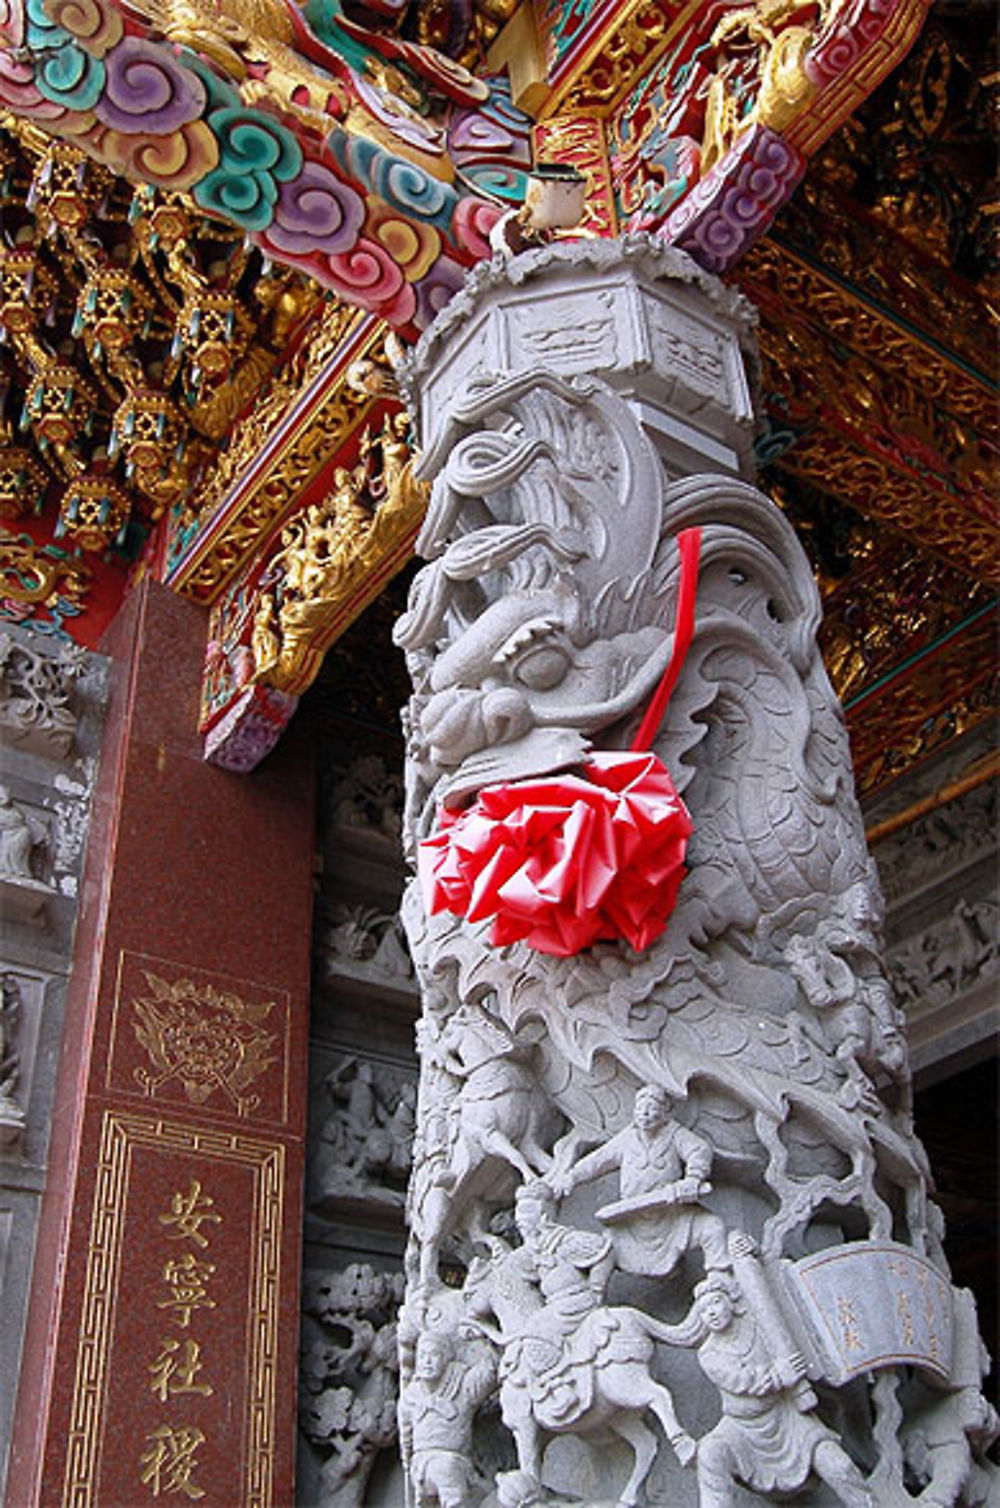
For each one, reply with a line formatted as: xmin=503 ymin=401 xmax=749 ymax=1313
xmin=631 ymin=526 xmax=702 ymax=751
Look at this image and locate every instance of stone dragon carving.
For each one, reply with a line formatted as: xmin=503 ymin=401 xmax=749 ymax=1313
xmin=390 ymin=242 xmax=996 ymax=1504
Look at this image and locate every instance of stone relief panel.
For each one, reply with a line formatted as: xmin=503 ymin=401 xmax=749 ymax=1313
xmin=867 ymin=736 xmax=998 ymax=1068
xmin=323 ymin=753 xmax=405 ymax=848
xmin=317 ymin=903 xmax=414 ymax=990
xmin=308 ymin=1052 xmax=416 ymax=1218
xmin=0 ymin=790 xmax=53 ymax=925
xmin=389 ymin=242 xmax=997 ymax=1507
xmin=0 ymin=624 xmax=107 ymax=1502
xmin=0 ymin=628 xmax=87 ymax=761
xmin=874 ymin=777 xmax=997 ymax=911
xmin=889 ymin=898 xmax=999 ymax=1019
xmin=300 ymin=746 xmax=418 ymax=1506
xmin=299 ymin=1262 xmax=405 ymax=1508
xmin=0 ymin=974 xmax=24 ymax=1147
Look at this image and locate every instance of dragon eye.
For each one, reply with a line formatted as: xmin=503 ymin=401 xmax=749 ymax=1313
xmin=510 ymin=642 xmax=571 ymax=691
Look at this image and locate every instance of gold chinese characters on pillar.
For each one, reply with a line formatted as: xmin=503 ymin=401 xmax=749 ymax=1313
xmin=140 ymin=1179 xmax=222 ymax=1499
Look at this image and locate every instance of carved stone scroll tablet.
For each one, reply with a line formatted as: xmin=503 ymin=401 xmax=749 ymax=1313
xmin=784 ymin=1241 xmax=954 ymax=1385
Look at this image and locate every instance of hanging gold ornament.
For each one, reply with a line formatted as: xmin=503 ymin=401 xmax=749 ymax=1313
xmin=109 ymin=387 xmax=183 ymax=474
xmin=173 ymin=289 xmax=249 ymax=389
xmin=73 ymin=267 xmax=152 ymax=355
xmin=57 ymin=472 xmax=131 ymax=552
xmin=22 ymin=363 xmax=96 ymax=448
xmin=0 ymin=249 xmax=50 ymax=335
xmin=0 ymin=438 xmax=48 ymax=519
xmin=25 ymin=142 xmax=99 ymax=231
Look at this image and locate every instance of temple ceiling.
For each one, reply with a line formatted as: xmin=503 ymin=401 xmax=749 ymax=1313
xmin=0 ymin=0 xmax=995 ymax=802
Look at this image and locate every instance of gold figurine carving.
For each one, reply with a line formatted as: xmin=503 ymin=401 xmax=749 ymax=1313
xmin=701 ymin=0 xmax=822 ymax=174
xmin=250 ymin=410 xmax=429 ymax=695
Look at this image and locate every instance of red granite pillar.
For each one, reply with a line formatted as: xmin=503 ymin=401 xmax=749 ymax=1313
xmin=7 ymin=579 xmax=314 ymax=1508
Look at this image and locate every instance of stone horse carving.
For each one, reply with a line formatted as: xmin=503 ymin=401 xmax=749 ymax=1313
xmin=462 ymin=1184 xmax=697 ymax=1506
xmin=408 ymin=989 xmax=553 ymax=1283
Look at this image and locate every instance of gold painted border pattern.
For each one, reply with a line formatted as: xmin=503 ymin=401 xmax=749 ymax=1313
xmin=541 ymin=0 xmax=700 ymax=121
xmin=743 ymin=238 xmax=994 ymax=435
xmin=63 ymin=1112 xmax=284 ymax=1508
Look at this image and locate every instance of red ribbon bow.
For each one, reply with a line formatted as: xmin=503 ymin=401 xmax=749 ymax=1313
xmin=419 ymin=529 xmax=701 ymax=956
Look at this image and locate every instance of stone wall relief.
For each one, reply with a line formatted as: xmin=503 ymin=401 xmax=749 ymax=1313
xmin=299 ymin=1262 xmax=405 ymax=1507
xmin=874 ymin=777 xmax=997 ymax=912
xmin=0 ymin=629 xmax=84 ymax=760
xmin=0 ymin=625 xmax=106 ymax=915
xmin=0 ymin=786 xmax=53 ymax=924
xmin=0 ymin=973 xmax=25 ymax=1146
xmin=0 ymin=624 xmax=106 ymax=1503
xmin=318 ymin=902 xmax=414 ymax=989
xmin=324 ymin=754 xmax=405 ymax=847
xmin=301 ymin=746 xmax=420 ymax=1503
xmin=865 ymin=745 xmax=998 ymax=1061
xmin=309 ymin=1053 xmax=416 ymax=1217
xmin=888 ymin=897 xmax=999 ymax=1020
xmin=0 ymin=966 xmax=67 ymax=1156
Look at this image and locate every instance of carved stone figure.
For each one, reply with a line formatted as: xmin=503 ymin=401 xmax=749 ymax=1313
xmin=406 ymin=993 xmax=555 ymax=1285
xmin=701 ymin=0 xmax=821 ymax=174
xmin=0 ymin=785 xmax=51 ymax=923
xmin=398 ymin=1330 xmax=495 ymax=1508
xmin=0 ymin=786 xmax=36 ymax=880
xmin=463 ymin=1182 xmax=696 ymax=1505
xmin=393 ymin=240 xmax=996 ymax=1505
xmin=678 ymin=1270 xmax=873 ymax=1507
xmin=903 ymin=1387 xmax=999 ymax=1508
xmin=431 ymin=1001 xmax=549 ymax=1183
xmin=551 ymin=1083 xmax=729 ymax=1278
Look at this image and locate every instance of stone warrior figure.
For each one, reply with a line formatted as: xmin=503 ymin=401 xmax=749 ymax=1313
xmin=394 ymin=239 xmax=997 ymax=1505
xmin=398 ymin=1330 xmax=495 ymax=1508
xmin=550 ymin=1083 xmax=729 ymax=1277
xmin=462 ymin=1181 xmax=697 ymax=1503
xmin=678 ymin=1270 xmax=873 ymax=1508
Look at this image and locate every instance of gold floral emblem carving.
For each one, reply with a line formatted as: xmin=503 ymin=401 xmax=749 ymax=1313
xmin=131 ymin=971 xmax=278 ymax=1117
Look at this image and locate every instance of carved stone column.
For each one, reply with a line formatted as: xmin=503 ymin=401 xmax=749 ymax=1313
xmin=393 ymin=240 xmax=997 ymax=1508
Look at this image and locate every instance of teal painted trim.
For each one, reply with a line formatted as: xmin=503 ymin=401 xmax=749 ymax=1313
xmin=844 ymin=598 xmax=1000 ymax=711
xmin=768 ymin=232 xmax=997 ymax=394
